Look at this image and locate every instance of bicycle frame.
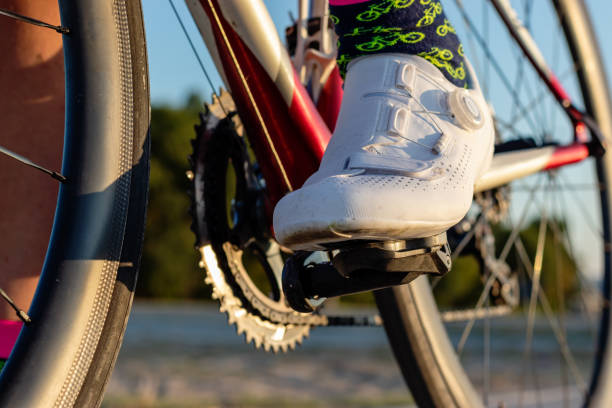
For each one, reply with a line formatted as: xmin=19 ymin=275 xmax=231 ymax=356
xmin=185 ymin=0 xmax=604 ymax=216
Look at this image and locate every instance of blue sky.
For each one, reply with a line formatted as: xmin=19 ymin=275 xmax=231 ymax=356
xmin=143 ymin=0 xmax=612 ymax=106
xmin=143 ymin=1 xmax=297 ymax=106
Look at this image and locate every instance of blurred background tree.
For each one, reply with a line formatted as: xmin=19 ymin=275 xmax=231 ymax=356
xmin=137 ymin=94 xmax=211 ymax=299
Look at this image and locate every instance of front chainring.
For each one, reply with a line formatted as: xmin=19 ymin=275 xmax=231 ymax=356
xmin=188 ymin=91 xmax=326 ymax=352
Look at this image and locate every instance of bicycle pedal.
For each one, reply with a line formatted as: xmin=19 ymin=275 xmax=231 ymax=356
xmin=282 ymin=233 xmax=452 ymax=313
xmin=331 ymin=233 xmax=451 ymax=277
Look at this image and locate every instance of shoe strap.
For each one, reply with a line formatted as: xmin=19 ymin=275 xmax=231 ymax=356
xmin=347 ymin=151 xmax=444 ymax=179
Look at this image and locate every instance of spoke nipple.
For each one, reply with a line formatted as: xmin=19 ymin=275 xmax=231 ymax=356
xmin=52 ymin=172 xmax=68 ymax=183
xmin=56 ymin=26 xmax=70 ymax=35
xmin=186 ymin=170 xmax=194 ymax=180
xmin=17 ymin=310 xmax=32 ymax=325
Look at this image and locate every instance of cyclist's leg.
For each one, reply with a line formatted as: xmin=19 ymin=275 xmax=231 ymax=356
xmin=0 ymin=1 xmax=64 ymax=362
xmin=273 ymin=0 xmax=494 ymax=250
xmin=330 ymin=0 xmax=469 ymax=88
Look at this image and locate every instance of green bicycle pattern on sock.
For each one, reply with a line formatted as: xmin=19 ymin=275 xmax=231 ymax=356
xmin=416 ymin=1 xmax=442 ymax=27
xmin=436 ymin=19 xmax=456 ymax=36
xmin=336 ymin=53 xmax=354 ymax=73
xmin=330 ymin=0 xmax=469 ymax=87
xmin=345 ymin=25 xmax=402 ymax=37
xmin=356 ymin=31 xmax=425 ymax=52
xmin=357 ymin=0 xmax=416 ymax=23
xmin=418 ymin=46 xmax=466 ymax=81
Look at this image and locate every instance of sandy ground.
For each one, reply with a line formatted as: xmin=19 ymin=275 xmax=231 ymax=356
xmin=103 ymin=302 xmax=590 ymax=408
xmin=104 ymin=302 xmax=412 ymax=407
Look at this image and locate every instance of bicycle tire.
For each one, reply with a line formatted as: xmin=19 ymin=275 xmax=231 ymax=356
xmin=374 ymin=0 xmax=612 ymax=407
xmin=0 ymin=1 xmax=149 ymax=407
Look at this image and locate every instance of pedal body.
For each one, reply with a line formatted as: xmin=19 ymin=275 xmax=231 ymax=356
xmin=332 ymin=234 xmax=451 ymax=276
xmin=282 ymin=233 xmax=452 ymax=313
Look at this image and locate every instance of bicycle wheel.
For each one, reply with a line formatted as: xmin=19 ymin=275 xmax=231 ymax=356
xmin=0 ymin=1 xmax=149 ymax=407
xmin=375 ymin=1 xmax=612 ymax=407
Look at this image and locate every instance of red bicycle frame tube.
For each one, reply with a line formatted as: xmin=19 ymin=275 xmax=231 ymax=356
xmin=196 ymin=0 xmax=331 ymax=209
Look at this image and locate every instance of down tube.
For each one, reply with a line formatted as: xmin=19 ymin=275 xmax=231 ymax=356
xmin=185 ymin=0 xmax=331 ymax=207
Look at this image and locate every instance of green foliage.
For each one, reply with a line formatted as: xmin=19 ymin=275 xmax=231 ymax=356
xmin=136 ymin=95 xmax=211 ymax=299
xmin=433 ymin=255 xmax=482 ymax=309
xmin=434 ymin=218 xmax=577 ymax=310
xmin=503 ymin=219 xmax=577 ymax=310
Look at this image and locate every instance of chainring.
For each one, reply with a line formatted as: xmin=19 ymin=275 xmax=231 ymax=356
xmin=188 ymin=91 xmax=326 ymax=352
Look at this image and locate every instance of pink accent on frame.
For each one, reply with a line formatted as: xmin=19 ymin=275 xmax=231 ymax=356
xmin=329 ymin=0 xmax=373 ymax=5
xmin=544 ymin=143 xmax=590 ymax=170
xmin=0 ymin=320 xmax=22 ymax=359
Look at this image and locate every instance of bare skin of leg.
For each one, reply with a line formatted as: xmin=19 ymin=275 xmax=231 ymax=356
xmin=0 ymin=2 xmax=64 ymax=320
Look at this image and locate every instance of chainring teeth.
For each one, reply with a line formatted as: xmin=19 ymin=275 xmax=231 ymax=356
xmin=197 ymin=243 xmax=312 ymax=352
xmin=189 ymin=90 xmax=317 ymax=352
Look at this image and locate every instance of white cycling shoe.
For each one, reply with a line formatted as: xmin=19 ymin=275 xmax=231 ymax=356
xmin=273 ymin=53 xmax=494 ymax=250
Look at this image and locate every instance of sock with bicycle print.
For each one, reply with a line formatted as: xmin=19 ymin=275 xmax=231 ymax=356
xmin=329 ymin=0 xmax=470 ymax=87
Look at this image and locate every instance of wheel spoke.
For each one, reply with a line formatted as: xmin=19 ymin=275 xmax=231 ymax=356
xmin=483 ymin=298 xmax=491 ymax=406
xmin=506 ymin=2 xmax=547 ymax=143
xmin=499 ymin=177 xmax=543 ymax=262
xmin=508 ymin=67 xmax=575 ymax=132
xmin=0 ymin=287 xmax=31 ymax=324
xmin=515 ymin=181 xmax=547 ymax=404
xmin=521 ymin=0 xmax=550 ymax=135
xmin=522 ymin=207 xmax=547 ymax=377
xmin=548 ymin=17 xmax=563 ymax=132
xmin=455 ymin=178 xmax=541 ymax=354
xmin=431 ymin=213 xmax=482 ymax=290
xmin=167 ymin=0 xmax=227 ymax=114
xmin=482 ymin=0 xmax=490 ymax=99
xmin=456 ymin=271 xmax=497 ymax=355
xmin=0 ymin=8 xmax=69 ymax=34
xmin=551 ymin=186 xmax=571 ymax=408
xmin=452 ymin=218 xmax=480 ymax=261
xmin=456 ymin=245 xmax=515 ymax=355
xmin=515 ymin=237 xmax=587 ymax=392
xmin=512 ymin=182 xmax=603 ymax=193
xmin=0 ymin=145 xmax=66 ymax=183
xmin=494 ymin=115 xmax=528 ymax=138
xmin=520 ymin=179 xmax=596 ymax=382
xmin=557 ymin=173 xmax=604 ymax=238
xmin=554 ymin=184 xmax=604 ymax=335
xmin=452 ymin=0 xmax=541 ymax=137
